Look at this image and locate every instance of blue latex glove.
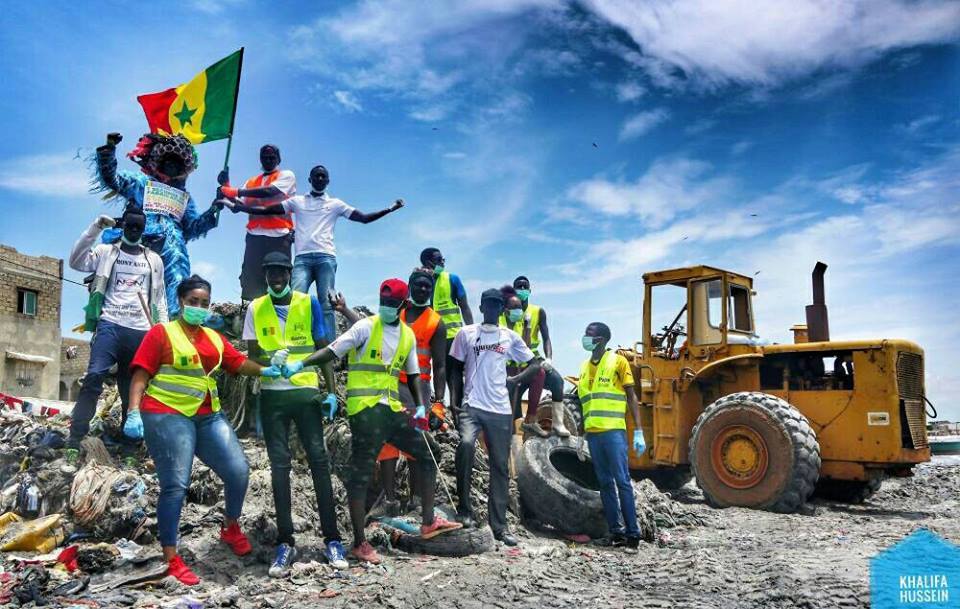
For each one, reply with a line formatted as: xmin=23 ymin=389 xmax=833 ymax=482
xmin=413 ymin=405 xmax=429 ymax=430
xmin=283 ymin=360 xmax=305 ymax=378
xmin=123 ymin=410 xmax=144 ymax=440
xmin=261 ymin=365 xmax=282 ymax=378
xmin=323 ymin=394 xmax=338 ymax=419
xmin=633 ymin=430 xmax=646 ymax=453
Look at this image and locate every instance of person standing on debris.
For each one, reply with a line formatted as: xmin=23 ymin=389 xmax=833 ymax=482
xmin=292 ymin=279 xmax=460 ymax=564
xmin=506 ymin=276 xmax=570 ymax=438
xmin=420 ymin=248 xmax=472 ymax=400
xmin=577 ymin=322 xmax=644 ymax=548
xmin=217 ymin=145 xmax=296 ymax=303
xmin=228 ymin=164 xmax=405 ymax=342
xmin=371 ymin=268 xmax=447 ymax=517
xmin=66 ymin=208 xmax=167 ymax=457
xmin=450 ymin=288 xmax=542 ymax=546
xmin=242 ymin=252 xmax=348 ymax=576
xmin=127 ymin=275 xmax=284 ymax=585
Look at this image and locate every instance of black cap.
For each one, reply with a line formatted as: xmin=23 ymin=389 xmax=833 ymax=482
xmin=262 ymin=252 xmax=293 ymax=270
xmin=480 ymin=288 xmax=504 ymax=304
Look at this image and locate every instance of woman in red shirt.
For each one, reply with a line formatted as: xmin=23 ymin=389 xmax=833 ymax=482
xmin=126 ymin=275 xmax=282 ymax=585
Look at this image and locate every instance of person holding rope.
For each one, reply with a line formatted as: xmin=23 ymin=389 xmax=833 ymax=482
xmin=126 ymin=274 xmax=283 ymax=585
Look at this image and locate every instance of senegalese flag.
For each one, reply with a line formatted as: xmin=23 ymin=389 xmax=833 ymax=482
xmin=136 ymin=49 xmax=243 ymax=145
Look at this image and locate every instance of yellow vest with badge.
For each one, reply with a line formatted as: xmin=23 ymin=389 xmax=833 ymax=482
xmin=578 ymin=350 xmax=628 ymax=432
xmin=432 ymin=271 xmax=463 ymax=339
xmin=251 ymin=291 xmax=319 ymax=389
xmin=345 ymin=315 xmax=416 ymax=416
xmin=145 ymin=321 xmax=223 ymax=417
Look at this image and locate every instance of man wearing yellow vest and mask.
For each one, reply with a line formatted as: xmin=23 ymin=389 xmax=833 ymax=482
xmin=289 ymin=278 xmax=460 ymax=564
xmin=127 ymin=275 xmax=283 ymax=585
xmin=578 ymin=322 xmax=644 ymax=549
xmin=420 ymin=248 xmax=472 ymax=402
xmin=241 ymin=252 xmax=346 ymax=577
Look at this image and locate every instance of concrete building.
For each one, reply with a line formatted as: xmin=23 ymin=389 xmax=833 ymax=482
xmin=0 ymin=244 xmax=63 ymax=400
xmin=60 ymin=337 xmax=90 ymax=401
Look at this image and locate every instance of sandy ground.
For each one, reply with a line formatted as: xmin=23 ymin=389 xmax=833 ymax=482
xmin=44 ymin=455 xmax=951 ymax=609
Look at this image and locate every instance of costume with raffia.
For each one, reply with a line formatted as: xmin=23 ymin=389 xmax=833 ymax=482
xmin=90 ymin=134 xmax=219 ymax=316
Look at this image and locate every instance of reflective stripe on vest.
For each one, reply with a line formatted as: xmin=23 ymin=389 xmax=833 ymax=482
xmin=578 ymin=351 xmax=627 ymax=431
xmin=345 ymin=315 xmax=415 ymax=416
xmin=251 ymin=291 xmax=319 ymax=389
xmin=145 ymin=321 xmax=224 ymax=417
xmin=399 ymin=307 xmax=441 ymax=383
xmin=244 ymin=170 xmax=293 ymax=231
xmin=432 ymin=272 xmax=463 ymax=339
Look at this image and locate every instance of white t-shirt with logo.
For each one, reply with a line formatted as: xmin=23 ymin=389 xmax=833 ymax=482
xmin=450 ymin=323 xmax=534 ymax=415
xmin=100 ymin=250 xmax=152 ymax=331
xmin=330 ymin=317 xmax=420 ymax=406
xmin=282 ymin=192 xmax=356 ymax=257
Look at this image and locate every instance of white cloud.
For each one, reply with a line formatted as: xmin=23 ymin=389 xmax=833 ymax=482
xmin=0 ymin=152 xmax=89 ymax=198
xmin=442 ymin=151 xmax=468 ymax=159
xmin=333 ymin=90 xmax=363 ymax=113
xmin=615 ymin=80 xmax=645 ymax=102
xmin=618 ymin=107 xmax=670 ymax=140
xmin=582 ymin=0 xmax=960 ymax=88
xmin=731 ymin=140 xmax=753 ymax=156
xmin=685 ymin=118 xmax=716 ymax=135
xmin=188 ymin=0 xmax=246 ymax=14
xmin=896 ymin=114 xmax=941 ymax=135
xmin=191 ymin=261 xmax=221 ymax=280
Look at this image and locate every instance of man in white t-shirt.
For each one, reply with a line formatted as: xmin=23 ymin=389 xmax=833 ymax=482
xmin=230 ymin=164 xmax=405 ymax=341
xmin=450 ymin=288 xmax=542 ymax=546
xmin=67 ymin=208 xmax=167 ymax=452
xmin=217 ymin=145 xmax=296 ymax=302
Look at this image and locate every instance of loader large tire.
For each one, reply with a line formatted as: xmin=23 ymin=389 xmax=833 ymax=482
xmin=394 ymin=525 xmax=494 ymax=557
xmin=516 ymin=435 xmax=607 ymax=538
xmin=689 ymin=392 xmax=820 ymax=513
xmin=814 ymin=476 xmax=883 ymax=504
xmin=633 ymin=467 xmax=693 ymax=490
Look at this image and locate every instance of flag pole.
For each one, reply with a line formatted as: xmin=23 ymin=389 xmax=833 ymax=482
xmin=223 ymin=47 xmax=244 ymax=172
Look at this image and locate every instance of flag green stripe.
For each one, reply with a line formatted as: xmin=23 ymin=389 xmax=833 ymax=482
xmin=200 ymin=50 xmax=242 ymax=142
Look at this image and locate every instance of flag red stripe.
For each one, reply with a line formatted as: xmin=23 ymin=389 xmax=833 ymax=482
xmin=136 ymin=88 xmax=179 ymax=135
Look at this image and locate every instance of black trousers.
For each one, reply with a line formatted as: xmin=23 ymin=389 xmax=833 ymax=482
xmin=240 ymin=233 xmax=292 ymax=301
xmin=261 ymin=388 xmax=341 ymax=545
xmin=454 ymin=405 xmax=514 ymax=534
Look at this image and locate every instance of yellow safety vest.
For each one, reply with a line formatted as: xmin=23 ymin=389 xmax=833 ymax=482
xmin=145 ymin=321 xmax=223 ymax=417
xmin=345 ymin=315 xmax=416 ymax=416
xmin=251 ymin=291 xmax=319 ymax=389
xmin=499 ymin=303 xmax=542 ymax=358
xmin=432 ymin=271 xmax=463 ymax=339
xmin=578 ymin=350 xmax=628 ymax=432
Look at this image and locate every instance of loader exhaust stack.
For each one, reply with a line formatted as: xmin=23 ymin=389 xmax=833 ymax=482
xmin=805 ymin=261 xmax=830 ymax=342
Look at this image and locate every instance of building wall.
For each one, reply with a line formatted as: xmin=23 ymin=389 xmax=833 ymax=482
xmin=60 ymin=337 xmax=90 ymax=401
xmin=0 ymin=245 xmax=63 ymax=399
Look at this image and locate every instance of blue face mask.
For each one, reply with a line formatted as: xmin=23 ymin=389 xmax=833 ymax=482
xmin=516 ymin=289 xmax=531 ymax=302
xmin=267 ymin=284 xmax=291 ymax=299
xmin=507 ymin=308 xmax=523 ymax=323
xmin=582 ymin=335 xmax=598 ymax=351
xmin=379 ymin=305 xmax=400 ymax=324
xmin=121 ymin=234 xmax=142 ymax=246
xmin=182 ymin=305 xmax=210 ymax=326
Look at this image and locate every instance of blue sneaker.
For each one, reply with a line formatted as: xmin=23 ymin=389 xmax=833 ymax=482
xmin=324 ymin=540 xmax=348 ymax=570
xmin=268 ymin=543 xmax=297 ymax=578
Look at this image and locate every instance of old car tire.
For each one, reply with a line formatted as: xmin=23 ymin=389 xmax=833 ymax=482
xmin=633 ymin=467 xmax=693 ymax=490
xmin=517 ymin=435 xmax=607 ymax=538
xmin=394 ymin=525 xmax=494 ymax=557
xmin=814 ymin=476 xmax=883 ymax=504
xmin=689 ymin=392 xmax=820 ymax=513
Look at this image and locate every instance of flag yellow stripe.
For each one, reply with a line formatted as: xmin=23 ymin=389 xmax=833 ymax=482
xmin=168 ymin=72 xmax=208 ymax=145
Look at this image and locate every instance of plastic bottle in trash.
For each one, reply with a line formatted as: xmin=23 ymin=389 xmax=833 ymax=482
xmin=16 ymin=476 xmax=42 ymax=519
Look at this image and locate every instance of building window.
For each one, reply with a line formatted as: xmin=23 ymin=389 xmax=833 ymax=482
xmin=17 ymin=288 xmax=37 ymax=316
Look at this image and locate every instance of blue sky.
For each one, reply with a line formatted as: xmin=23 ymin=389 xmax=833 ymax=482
xmin=1 ymin=1 xmax=959 ymax=417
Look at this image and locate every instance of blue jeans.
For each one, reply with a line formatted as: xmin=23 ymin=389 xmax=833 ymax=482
xmin=142 ymin=411 xmax=249 ymax=547
xmin=292 ymin=252 xmax=337 ymax=342
xmin=69 ymin=320 xmax=147 ymax=445
xmin=586 ymin=430 xmax=640 ymax=538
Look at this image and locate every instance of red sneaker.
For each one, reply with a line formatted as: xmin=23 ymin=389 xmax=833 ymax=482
xmin=349 ymin=541 xmax=382 ymax=564
xmin=220 ymin=522 xmax=252 ymax=556
xmin=420 ymin=516 xmax=463 ymax=539
xmin=167 ymin=555 xmax=200 ymax=586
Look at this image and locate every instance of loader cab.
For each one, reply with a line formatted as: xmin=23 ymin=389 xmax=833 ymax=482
xmin=642 ymin=266 xmax=756 ymax=362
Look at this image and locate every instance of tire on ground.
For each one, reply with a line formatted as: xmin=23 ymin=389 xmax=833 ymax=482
xmin=516 ymin=435 xmax=607 ymax=538
xmin=814 ymin=476 xmax=883 ymax=504
xmin=633 ymin=467 xmax=693 ymax=490
xmin=689 ymin=391 xmax=820 ymax=513
xmin=394 ymin=525 xmax=494 ymax=557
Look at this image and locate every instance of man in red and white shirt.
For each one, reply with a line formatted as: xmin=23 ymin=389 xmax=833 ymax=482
xmin=219 ymin=145 xmax=296 ymax=302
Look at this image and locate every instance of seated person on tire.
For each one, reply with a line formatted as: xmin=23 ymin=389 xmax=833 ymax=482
xmin=578 ymin=322 xmax=644 ymax=548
